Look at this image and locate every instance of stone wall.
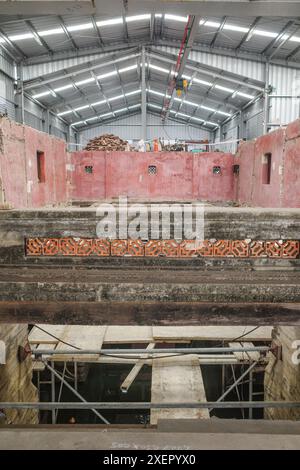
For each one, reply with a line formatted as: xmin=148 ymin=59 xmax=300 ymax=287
xmin=0 ymin=324 xmax=38 ymax=424
xmin=264 ymin=326 xmax=300 ymax=420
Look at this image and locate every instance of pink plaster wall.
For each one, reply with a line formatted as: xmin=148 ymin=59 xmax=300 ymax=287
xmin=69 ymin=151 xmax=235 ymax=201
xmin=237 ymin=120 xmax=300 ymax=208
xmin=1 ymin=115 xmax=300 ymax=209
xmin=251 ymin=128 xmax=285 ymax=207
xmin=0 ymin=117 xmax=68 ymax=208
xmin=193 ymin=152 xmax=234 ymax=201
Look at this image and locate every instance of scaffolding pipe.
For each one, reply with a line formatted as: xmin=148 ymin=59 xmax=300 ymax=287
xmin=249 ymin=370 xmax=254 ymax=419
xmin=50 ymin=361 xmax=56 ymax=425
xmin=43 ymin=362 xmax=110 ymax=425
xmin=0 ymin=401 xmax=299 ymax=410
xmin=32 ymin=346 xmax=270 ymax=356
xmin=209 ymin=361 xmax=258 ymax=413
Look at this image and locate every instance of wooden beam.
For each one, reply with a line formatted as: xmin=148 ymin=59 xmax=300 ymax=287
xmin=1 ymin=301 xmax=300 ymax=325
xmin=120 ymin=343 xmax=155 ymax=392
xmin=150 ymin=355 xmax=209 ymax=425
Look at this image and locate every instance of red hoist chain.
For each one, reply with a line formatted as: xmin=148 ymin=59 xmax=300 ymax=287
xmin=161 ymin=15 xmax=192 ymax=119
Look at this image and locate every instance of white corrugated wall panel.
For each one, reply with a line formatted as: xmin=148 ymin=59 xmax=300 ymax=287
xmin=23 ymin=53 xmax=109 ymax=80
xmin=0 ymin=72 xmax=15 ymax=119
xmin=156 ymin=46 xmax=265 ymax=81
xmin=269 ymin=64 xmax=300 ymax=126
xmin=79 ymin=112 xmax=211 ymax=145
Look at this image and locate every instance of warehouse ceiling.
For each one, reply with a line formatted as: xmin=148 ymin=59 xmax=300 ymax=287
xmin=0 ymin=11 xmax=299 ymax=131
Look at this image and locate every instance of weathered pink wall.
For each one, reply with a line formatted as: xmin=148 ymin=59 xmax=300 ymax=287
xmin=283 ymin=120 xmax=300 ymax=207
xmin=69 ymin=151 xmax=235 ymax=201
xmin=237 ymin=120 xmax=300 ymax=208
xmin=1 ymin=115 xmax=300 ymax=208
xmin=0 ymin=117 xmax=68 ymax=208
xmin=193 ymin=152 xmax=234 ymax=201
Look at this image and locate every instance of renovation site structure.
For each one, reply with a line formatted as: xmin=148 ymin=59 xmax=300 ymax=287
xmin=0 ymin=0 xmax=300 ymax=451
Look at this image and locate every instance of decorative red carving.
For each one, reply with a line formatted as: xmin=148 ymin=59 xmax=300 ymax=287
xmin=25 ymin=238 xmax=300 ymax=259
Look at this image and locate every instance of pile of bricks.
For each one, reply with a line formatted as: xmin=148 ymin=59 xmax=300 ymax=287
xmin=84 ymin=133 xmax=129 ymax=151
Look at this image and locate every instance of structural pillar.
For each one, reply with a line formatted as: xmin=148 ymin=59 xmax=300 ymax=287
xmin=263 ymin=61 xmax=270 ymax=135
xmin=15 ymin=64 xmax=25 ymax=125
xmin=141 ymin=46 xmax=147 ymax=141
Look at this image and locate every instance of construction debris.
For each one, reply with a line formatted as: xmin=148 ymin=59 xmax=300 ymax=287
xmin=84 ymin=134 xmax=130 ymax=151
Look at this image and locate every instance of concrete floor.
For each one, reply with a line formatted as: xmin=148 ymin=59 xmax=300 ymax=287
xmin=1 ymin=426 xmax=300 ymax=450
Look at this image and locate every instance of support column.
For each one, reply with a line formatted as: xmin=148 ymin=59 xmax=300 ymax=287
xmin=263 ymin=61 xmax=270 ymax=135
xmin=51 ymin=361 xmax=56 ymax=425
xmin=15 ymin=64 xmax=25 ymax=125
xmin=141 ymin=46 xmax=147 ymax=141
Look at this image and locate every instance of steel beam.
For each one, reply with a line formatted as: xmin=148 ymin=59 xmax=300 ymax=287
xmin=58 ymin=16 xmax=78 ymax=51
xmin=24 ymin=52 xmax=139 ymax=90
xmin=236 ymin=16 xmax=261 ymax=52
xmin=22 ymin=39 xmax=300 ymax=70
xmin=262 ymin=20 xmax=298 ymax=57
xmin=25 ymin=20 xmax=53 ymax=54
xmin=1 ymin=401 xmax=300 ymax=410
xmin=210 ymin=16 xmax=227 ymax=49
xmin=141 ymin=46 xmax=147 ymax=140
xmin=1 ymin=1 xmax=300 ymax=17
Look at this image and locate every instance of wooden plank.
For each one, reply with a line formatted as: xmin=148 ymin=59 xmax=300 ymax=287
xmin=150 ymin=355 xmax=209 ymax=425
xmin=104 ymin=326 xmax=153 ymax=344
xmin=153 ymin=326 xmax=273 ymax=342
xmin=120 ymin=343 xmax=155 ymax=392
xmin=229 ymin=342 xmax=261 ymax=361
xmin=0 ymin=340 xmax=5 ymax=364
xmin=51 ymin=326 xmax=107 ymax=361
xmin=29 ymin=325 xmax=66 ymax=344
xmin=1 ymin=301 xmax=298 ymax=325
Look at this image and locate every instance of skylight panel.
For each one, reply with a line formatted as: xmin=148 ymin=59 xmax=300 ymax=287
xmin=39 ymin=28 xmax=64 ymax=37
xmin=9 ymin=33 xmax=34 ymax=41
xmin=253 ymin=29 xmax=278 ymax=38
xmin=193 ymin=77 xmax=213 ymax=87
xmin=118 ymin=65 xmax=138 ymax=73
xmin=223 ymin=24 xmax=249 ymax=33
xmin=176 ymin=112 xmax=190 ymax=118
xmin=32 ymin=91 xmax=51 ymax=99
xmin=237 ymin=91 xmax=254 ymax=100
xmin=67 ymin=23 xmax=93 ymax=32
xmin=97 ymin=18 xmax=123 ymax=27
xmin=126 ymin=14 xmax=151 ymax=22
xmin=148 ymin=64 xmax=170 ymax=74
xmin=75 ymin=78 xmax=95 ymax=86
xmin=148 ymin=103 xmax=161 ymax=110
xmin=215 ymin=84 xmax=235 ymax=93
xmin=290 ymin=35 xmax=300 ymax=43
xmin=165 ymin=14 xmax=188 ymax=23
xmin=54 ymin=84 xmax=74 ymax=92
xmin=91 ymin=100 xmax=106 ymax=106
xmin=203 ymin=21 xmax=221 ymax=28
xmin=109 ymin=94 xmax=124 ymax=102
xmin=125 ymin=89 xmax=141 ymax=96
xmin=148 ymin=89 xmax=165 ymax=97
xmin=97 ymin=70 xmax=118 ymax=80
xmin=74 ymin=104 xmax=90 ymax=112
